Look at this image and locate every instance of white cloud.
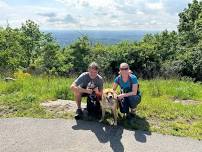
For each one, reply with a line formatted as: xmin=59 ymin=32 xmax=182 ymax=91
xmin=145 ymin=2 xmax=164 ymax=10
xmin=56 ymin=0 xmax=117 ymax=9
xmin=136 ymin=11 xmax=145 ymax=15
xmin=0 ymin=0 xmax=8 ymax=8
xmin=0 ymin=0 xmax=194 ymax=30
xmin=0 ymin=1 xmax=66 ymax=29
xmin=37 ymin=12 xmax=57 ymax=17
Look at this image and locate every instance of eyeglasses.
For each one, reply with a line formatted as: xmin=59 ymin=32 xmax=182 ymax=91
xmin=120 ymin=67 xmax=129 ymax=71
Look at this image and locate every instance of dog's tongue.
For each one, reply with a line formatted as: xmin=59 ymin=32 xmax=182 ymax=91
xmin=107 ymin=98 xmax=113 ymax=104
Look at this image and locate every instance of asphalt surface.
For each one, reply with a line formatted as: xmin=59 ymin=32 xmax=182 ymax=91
xmin=0 ymin=118 xmax=201 ymax=152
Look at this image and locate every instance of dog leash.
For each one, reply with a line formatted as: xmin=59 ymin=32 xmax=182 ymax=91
xmin=117 ymin=96 xmax=124 ymax=108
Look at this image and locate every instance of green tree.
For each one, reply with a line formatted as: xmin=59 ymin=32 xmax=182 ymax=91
xmin=68 ymin=36 xmax=91 ymax=73
xmin=42 ymin=43 xmax=60 ymax=75
xmin=20 ymin=20 xmax=42 ymax=66
xmin=0 ymin=27 xmax=26 ymax=72
xmin=154 ymin=30 xmax=178 ymax=61
xmin=178 ymin=0 xmax=202 ymax=47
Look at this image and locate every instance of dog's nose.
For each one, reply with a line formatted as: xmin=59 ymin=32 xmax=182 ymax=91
xmin=109 ymin=95 xmax=113 ymax=99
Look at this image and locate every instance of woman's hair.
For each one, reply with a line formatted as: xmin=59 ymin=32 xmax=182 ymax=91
xmin=119 ymin=63 xmax=132 ymax=74
xmin=120 ymin=63 xmax=129 ymax=68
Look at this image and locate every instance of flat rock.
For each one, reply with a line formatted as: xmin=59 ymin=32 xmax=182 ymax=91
xmin=174 ymin=99 xmax=201 ymax=105
xmin=40 ymin=99 xmax=86 ymax=113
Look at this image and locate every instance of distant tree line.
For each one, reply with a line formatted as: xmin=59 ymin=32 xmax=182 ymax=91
xmin=0 ymin=0 xmax=202 ymax=81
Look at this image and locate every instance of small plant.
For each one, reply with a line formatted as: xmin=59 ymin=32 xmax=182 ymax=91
xmin=21 ymin=94 xmax=37 ymax=103
xmin=14 ymin=70 xmax=31 ymax=79
xmin=3 ymin=81 xmax=23 ymax=94
xmin=174 ymin=86 xmax=197 ymax=100
xmin=55 ymin=87 xmax=73 ymax=100
xmin=150 ymin=81 xmax=161 ymax=97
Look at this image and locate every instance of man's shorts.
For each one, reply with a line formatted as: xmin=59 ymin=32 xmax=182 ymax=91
xmin=78 ymin=86 xmax=88 ymax=97
xmin=81 ymin=93 xmax=89 ymax=97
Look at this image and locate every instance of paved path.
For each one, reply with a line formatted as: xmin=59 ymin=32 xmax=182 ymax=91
xmin=0 ymin=118 xmax=201 ymax=152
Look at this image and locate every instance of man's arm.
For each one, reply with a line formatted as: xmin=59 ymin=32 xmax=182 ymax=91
xmin=93 ymin=78 xmax=104 ymax=99
xmin=93 ymin=87 xmax=103 ymax=97
xmin=70 ymin=82 xmax=92 ymax=94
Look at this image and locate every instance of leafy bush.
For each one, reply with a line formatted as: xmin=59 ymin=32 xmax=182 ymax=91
xmin=0 ymin=1 xmax=202 ymax=81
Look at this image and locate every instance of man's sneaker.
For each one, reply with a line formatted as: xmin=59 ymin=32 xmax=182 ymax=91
xmin=74 ymin=108 xmax=83 ymax=120
xmin=76 ymin=108 xmax=83 ymax=115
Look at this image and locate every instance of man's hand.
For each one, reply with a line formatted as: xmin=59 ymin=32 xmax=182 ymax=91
xmin=86 ymin=88 xmax=93 ymax=94
xmin=93 ymin=87 xmax=102 ymax=100
xmin=93 ymin=87 xmax=99 ymax=94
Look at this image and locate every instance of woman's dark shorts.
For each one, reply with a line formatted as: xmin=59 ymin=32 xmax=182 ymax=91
xmin=119 ymin=95 xmax=141 ymax=113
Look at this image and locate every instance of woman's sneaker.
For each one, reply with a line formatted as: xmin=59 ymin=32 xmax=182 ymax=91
xmin=126 ymin=112 xmax=135 ymax=120
xmin=74 ymin=108 xmax=83 ymax=120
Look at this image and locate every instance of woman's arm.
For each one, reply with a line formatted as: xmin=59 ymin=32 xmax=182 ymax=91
xmin=124 ymin=84 xmax=138 ymax=97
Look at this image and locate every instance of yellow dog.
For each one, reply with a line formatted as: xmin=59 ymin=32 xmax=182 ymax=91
xmin=100 ymin=88 xmax=118 ymax=126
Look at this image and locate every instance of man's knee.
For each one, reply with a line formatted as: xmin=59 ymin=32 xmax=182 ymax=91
xmin=74 ymin=92 xmax=83 ymax=102
xmin=74 ymin=91 xmax=80 ymax=97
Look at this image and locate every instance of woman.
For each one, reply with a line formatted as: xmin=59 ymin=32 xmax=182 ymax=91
xmin=113 ymin=63 xmax=141 ymax=118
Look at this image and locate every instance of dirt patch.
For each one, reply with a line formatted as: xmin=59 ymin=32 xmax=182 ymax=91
xmin=173 ymin=98 xmax=201 ymax=105
xmin=0 ymin=105 xmax=17 ymax=116
xmin=40 ymin=99 xmax=86 ymax=113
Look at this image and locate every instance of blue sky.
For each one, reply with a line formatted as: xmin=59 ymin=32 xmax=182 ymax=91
xmin=0 ymin=0 xmax=194 ymax=30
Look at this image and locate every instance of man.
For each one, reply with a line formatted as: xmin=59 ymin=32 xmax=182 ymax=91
xmin=70 ymin=62 xmax=103 ymax=119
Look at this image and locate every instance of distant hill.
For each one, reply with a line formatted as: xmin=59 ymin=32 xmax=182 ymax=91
xmin=44 ymin=30 xmax=160 ymax=46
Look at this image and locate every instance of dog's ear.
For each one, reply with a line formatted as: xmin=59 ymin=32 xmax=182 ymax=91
xmin=103 ymin=89 xmax=109 ymax=94
xmin=102 ymin=90 xmax=108 ymax=99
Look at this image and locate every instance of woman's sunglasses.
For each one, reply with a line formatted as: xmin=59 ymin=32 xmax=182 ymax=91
xmin=120 ymin=67 xmax=129 ymax=71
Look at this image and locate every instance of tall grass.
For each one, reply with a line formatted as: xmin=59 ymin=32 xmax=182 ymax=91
xmin=0 ymin=76 xmax=202 ymax=139
xmin=0 ymin=76 xmax=74 ymax=118
xmin=141 ymin=79 xmax=202 ymax=100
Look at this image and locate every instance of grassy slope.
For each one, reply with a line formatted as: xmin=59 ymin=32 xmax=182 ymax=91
xmin=0 ymin=76 xmax=202 ymax=139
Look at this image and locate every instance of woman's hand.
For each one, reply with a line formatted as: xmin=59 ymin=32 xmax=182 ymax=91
xmin=118 ymin=93 xmax=126 ymax=100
